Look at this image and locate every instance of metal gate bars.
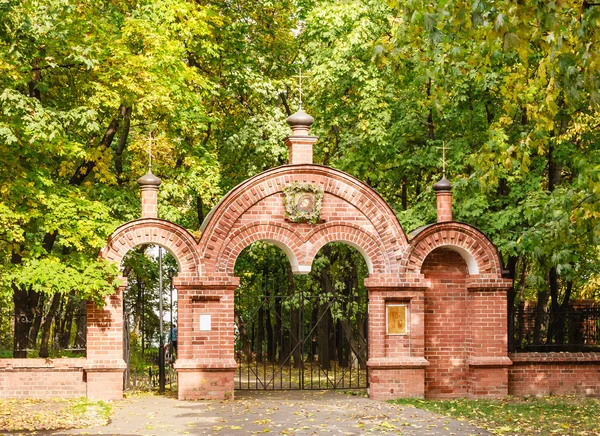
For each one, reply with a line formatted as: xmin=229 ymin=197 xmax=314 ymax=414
xmin=234 ymin=290 xmax=368 ymax=390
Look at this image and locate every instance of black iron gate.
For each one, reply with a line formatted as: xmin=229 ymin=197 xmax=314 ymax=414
xmin=234 ymin=290 xmax=368 ymax=390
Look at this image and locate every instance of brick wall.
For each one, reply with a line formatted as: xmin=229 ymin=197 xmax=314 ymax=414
xmin=509 ymin=353 xmax=600 ymax=397
xmin=0 ymin=359 xmax=86 ymax=399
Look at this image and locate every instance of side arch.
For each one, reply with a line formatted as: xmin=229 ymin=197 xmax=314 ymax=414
xmin=402 ymin=222 xmax=503 ymax=277
xmin=304 ymin=222 xmax=390 ymax=275
xmin=100 ymin=218 xmax=200 ymax=279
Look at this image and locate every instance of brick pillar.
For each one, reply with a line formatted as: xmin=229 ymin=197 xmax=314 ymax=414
xmin=285 ymin=109 xmax=318 ymax=165
xmin=174 ymin=281 xmax=237 ymax=400
xmin=433 ymin=176 xmax=452 ymax=222
xmin=85 ymin=285 xmax=127 ymax=400
xmin=365 ymin=278 xmax=428 ymax=400
xmin=137 ymin=169 xmax=161 ymax=219
xmin=466 ymin=287 xmax=512 ymax=398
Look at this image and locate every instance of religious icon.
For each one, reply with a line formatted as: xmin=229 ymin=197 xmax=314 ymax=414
xmin=386 ymin=305 xmax=407 ymax=335
xmin=295 ymin=193 xmax=315 ymax=213
xmin=283 ymin=182 xmax=324 ymax=224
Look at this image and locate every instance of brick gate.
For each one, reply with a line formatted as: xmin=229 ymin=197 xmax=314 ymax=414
xmin=92 ymin=109 xmax=512 ymax=401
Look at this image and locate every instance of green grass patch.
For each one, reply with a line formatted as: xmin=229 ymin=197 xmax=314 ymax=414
xmin=0 ymin=397 xmax=111 ymax=432
xmin=390 ymin=396 xmax=600 ymax=435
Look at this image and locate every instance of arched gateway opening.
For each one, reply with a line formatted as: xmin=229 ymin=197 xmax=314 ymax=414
xmin=89 ymin=109 xmax=511 ymax=401
xmin=233 ymin=241 xmax=369 ymax=390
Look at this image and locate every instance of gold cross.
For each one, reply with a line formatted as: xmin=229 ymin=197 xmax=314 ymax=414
xmin=293 ymin=68 xmax=304 ymax=110
xmin=439 ymin=141 xmax=449 ymax=178
xmin=144 ymin=133 xmax=158 ymax=170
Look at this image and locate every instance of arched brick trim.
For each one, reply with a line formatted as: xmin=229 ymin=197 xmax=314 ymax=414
xmin=304 ymin=222 xmax=389 ymax=274
xmin=100 ymin=218 xmax=200 ymax=279
xmin=216 ymin=222 xmax=305 ymax=275
xmin=401 ymin=222 xmax=503 ymax=277
xmin=199 ymin=164 xmax=407 ymax=276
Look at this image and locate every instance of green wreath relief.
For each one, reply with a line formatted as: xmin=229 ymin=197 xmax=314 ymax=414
xmin=282 ymin=182 xmax=324 ymax=224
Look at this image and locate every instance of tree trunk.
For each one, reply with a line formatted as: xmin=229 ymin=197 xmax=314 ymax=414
xmin=28 ymin=292 xmax=43 ymax=348
xmin=39 ymin=293 xmax=61 ymax=358
xmin=307 ymin=303 xmax=318 ymax=363
xmin=13 ymin=286 xmax=34 ymax=358
xmin=115 ymin=105 xmax=132 ymax=177
xmin=59 ymin=293 xmax=77 ymax=348
xmin=288 ymin=264 xmax=302 ymax=368
xmin=317 ymin=302 xmax=331 ymax=370
xmin=75 ymin=300 xmax=87 ymax=350
xmin=256 ymin=302 xmax=265 ymax=364
xmin=401 ymin=177 xmax=408 ymax=210
xmin=533 ymin=288 xmax=549 ymax=345
xmin=265 ymin=295 xmax=275 ymax=363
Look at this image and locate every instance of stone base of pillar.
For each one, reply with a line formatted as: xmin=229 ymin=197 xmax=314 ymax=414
xmin=174 ymin=359 xmax=236 ymax=400
xmin=367 ymin=358 xmax=428 ymax=400
xmin=85 ymin=370 xmax=125 ymax=400
xmin=467 ymin=357 xmax=512 ymax=398
xmin=84 ymin=360 xmax=126 ymax=400
xmin=177 ymin=369 xmax=235 ymax=400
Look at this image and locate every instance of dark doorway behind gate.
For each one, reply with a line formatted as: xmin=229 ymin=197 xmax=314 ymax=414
xmin=234 ymin=242 xmax=368 ymax=390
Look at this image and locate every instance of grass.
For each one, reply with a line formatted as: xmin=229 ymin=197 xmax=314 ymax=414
xmin=390 ymin=396 xmax=600 ymax=436
xmin=0 ymin=397 xmax=111 ymax=432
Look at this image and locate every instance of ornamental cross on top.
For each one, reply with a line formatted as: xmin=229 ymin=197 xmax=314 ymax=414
xmin=144 ymin=134 xmax=158 ymax=170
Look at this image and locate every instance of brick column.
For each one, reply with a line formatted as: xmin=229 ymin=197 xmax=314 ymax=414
xmin=285 ymin=109 xmax=318 ymax=165
xmin=365 ymin=278 xmax=429 ymax=400
xmin=137 ymin=169 xmax=161 ymax=219
xmin=466 ymin=282 xmax=512 ymax=398
xmin=433 ymin=176 xmax=452 ymax=222
xmin=85 ymin=285 xmax=127 ymax=400
xmin=174 ymin=281 xmax=237 ymax=400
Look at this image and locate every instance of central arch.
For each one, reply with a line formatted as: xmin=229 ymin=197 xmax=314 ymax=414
xmin=199 ymin=164 xmax=407 ymax=280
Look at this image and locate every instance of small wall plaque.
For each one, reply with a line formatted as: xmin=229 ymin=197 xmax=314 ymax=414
xmin=199 ymin=314 xmax=212 ymax=331
xmin=386 ymin=304 xmax=407 ymax=335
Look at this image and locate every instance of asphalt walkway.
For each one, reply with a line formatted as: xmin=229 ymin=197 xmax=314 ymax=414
xmin=53 ymin=390 xmax=490 ymax=435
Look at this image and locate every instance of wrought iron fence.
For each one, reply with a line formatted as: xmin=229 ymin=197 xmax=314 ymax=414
xmin=0 ymin=310 xmax=86 ymax=358
xmin=511 ymin=305 xmax=600 ymax=352
xmin=124 ymin=347 xmax=177 ymax=392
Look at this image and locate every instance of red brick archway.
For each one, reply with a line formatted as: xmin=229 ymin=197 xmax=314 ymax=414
xmin=100 ymin=218 xmax=200 ymax=279
xmin=402 ymin=222 xmax=504 ymax=278
xmin=91 ymin=163 xmax=511 ymax=402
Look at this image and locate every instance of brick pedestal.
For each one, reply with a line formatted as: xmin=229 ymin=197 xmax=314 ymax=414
xmin=85 ymin=363 xmax=127 ymax=400
xmin=85 ymin=287 xmax=126 ymax=401
xmin=176 ymin=362 xmax=236 ymax=400
xmin=368 ymin=359 xmax=428 ymax=400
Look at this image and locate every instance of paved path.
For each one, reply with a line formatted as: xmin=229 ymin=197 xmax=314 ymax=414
xmin=53 ymin=391 xmax=490 ymax=435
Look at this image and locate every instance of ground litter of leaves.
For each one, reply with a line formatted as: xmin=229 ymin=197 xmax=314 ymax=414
xmin=392 ymin=396 xmax=600 ymax=436
xmin=0 ymin=397 xmax=110 ymax=433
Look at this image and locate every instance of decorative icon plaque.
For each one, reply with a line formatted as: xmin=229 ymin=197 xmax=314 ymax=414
xmin=386 ymin=304 xmax=408 ymax=335
xmin=283 ymin=182 xmax=324 ymax=224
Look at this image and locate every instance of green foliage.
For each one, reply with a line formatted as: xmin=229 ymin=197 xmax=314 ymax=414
xmin=1 ymin=0 xmax=599 ymax=319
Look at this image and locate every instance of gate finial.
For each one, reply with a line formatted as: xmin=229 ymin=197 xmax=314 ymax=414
xmin=137 ymin=134 xmax=162 ymax=219
xmin=433 ymin=143 xmax=452 ymax=222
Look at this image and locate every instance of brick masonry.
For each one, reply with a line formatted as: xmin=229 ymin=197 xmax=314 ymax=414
xmin=10 ymin=163 xmax=597 ymax=402
xmin=0 ymin=359 xmax=86 ymax=399
xmin=509 ymin=353 xmax=600 ymax=397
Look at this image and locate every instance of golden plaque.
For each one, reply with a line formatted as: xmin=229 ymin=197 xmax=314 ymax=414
xmin=386 ymin=305 xmax=407 ymax=335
